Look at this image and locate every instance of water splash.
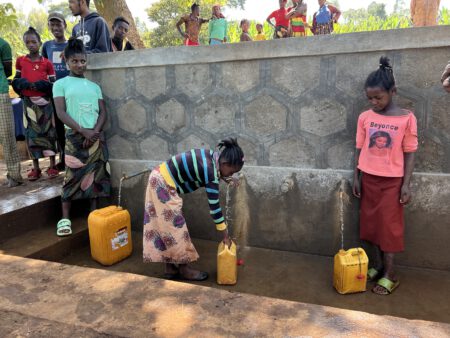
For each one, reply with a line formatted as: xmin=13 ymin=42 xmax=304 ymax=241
xmin=224 ymin=173 xmax=250 ymax=248
xmin=339 ymin=178 xmax=350 ymax=250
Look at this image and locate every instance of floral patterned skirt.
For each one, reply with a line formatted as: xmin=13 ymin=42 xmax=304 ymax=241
xmin=61 ymin=130 xmax=111 ymax=202
xmin=23 ymin=96 xmax=57 ymax=160
xmin=143 ymin=167 xmax=199 ymax=264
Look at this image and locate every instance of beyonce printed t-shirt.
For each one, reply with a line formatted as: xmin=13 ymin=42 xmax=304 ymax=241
xmin=53 ymin=76 xmax=102 ymax=129
xmin=356 ymin=110 xmax=418 ymax=177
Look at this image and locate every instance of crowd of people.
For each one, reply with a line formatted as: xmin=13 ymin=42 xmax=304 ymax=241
xmin=177 ymin=0 xmax=341 ymax=45
xmin=0 ymin=0 xmax=448 ymax=293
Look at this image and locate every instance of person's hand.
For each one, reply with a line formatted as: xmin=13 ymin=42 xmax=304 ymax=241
xmin=81 ymin=129 xmax=100 ymax=143
xmin=352 ymin=178 xmax=361 ymax=198
xmin=82 ymin=138 xmax=94 ymax=149
xmin=443 ymin=77 xmax=450 ymax=93
xmin=400 ymin=185 xmax=412 ymax=204
xmin=440 ymin=64 xmax=450 ymax=83
xmin=29 ymin=82 xmax=37 ymax=91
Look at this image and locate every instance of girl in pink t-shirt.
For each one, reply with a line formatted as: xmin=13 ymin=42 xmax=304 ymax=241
xmin=352 ymin=57 xmax=418 ymax=295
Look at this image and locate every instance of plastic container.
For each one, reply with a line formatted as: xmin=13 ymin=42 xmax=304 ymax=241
xmin=88 ymin=206 xmax=133 ymax=266
xmin=333 ymin=248 xmax=368 ymax=294
xmin=217 ymin=241 xmax=237 ymax=285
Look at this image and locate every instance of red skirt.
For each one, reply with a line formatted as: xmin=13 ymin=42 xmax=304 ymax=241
xmin=360 ymin=173 xmax=404 ymax=253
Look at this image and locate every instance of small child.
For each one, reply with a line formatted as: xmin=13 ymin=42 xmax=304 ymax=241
xmin=42 ymin=12 xmax=69 ymax=170
xmin=254 ymin=23 xmax=266 ymax=41
xmin=143 ymin=138 xmax=244 ymax=281
xmin=353 ymin=57 xmax=418 ymax=295
xmin=240 ymin=19 xmax=252 ymax=42
xmin=52 ymin=37 xmax=111 ymax=237
xmin=12 ymin=27 xmax=58 ymax=181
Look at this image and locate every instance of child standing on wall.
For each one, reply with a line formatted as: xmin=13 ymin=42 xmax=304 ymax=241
xmin=53 ymin=38 xmax=111 ymax=237
xmin=352 ymin=57 xmax=418 ymax=295
xmin=287 ymin=1 xmax=309 ymax=37
xmin=143 ymin=138 xmax=244 ymax=281
xmin=254 ymin=23 xmax=266 ymax=41
xmin=240 ymin=19 xmax=252 ymax=42
xmin=12 ymin=27 xmax=58 ymax=181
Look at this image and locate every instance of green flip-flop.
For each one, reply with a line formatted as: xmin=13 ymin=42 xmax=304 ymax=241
xmin=56 ymin=219 xmax=72 ymax=237
xmin=367 ymin=268 xmax=381 ymax=282
xmin=373 ymin=277 xmax=400 ymax=295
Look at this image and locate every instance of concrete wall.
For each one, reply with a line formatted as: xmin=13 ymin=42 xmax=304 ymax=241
xmin=87 ymin=26 xmax=450 ymax=271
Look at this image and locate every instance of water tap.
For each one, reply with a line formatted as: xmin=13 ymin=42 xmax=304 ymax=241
xmin=281 ymin=177 xmax=294 ymax=193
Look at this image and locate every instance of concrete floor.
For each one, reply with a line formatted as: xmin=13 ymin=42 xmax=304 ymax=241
xmin=60 ymin=232 xmax=450 ymax=324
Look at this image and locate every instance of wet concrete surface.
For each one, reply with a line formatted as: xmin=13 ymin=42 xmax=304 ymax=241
xmin=1 ymin=253 xmax=449 ymax=338
xmin=0 ymin=158 xmax=63 ymax=215
xmin=60 ymin=232 xmax=450 ymax=324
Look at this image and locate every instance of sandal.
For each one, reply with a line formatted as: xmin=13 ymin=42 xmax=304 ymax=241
xmin=27 ymin=168 xmax=42 ymax=181
xmin=46 ymin=167 xmax=59 ymax=178
xmin=56 ymin=219 xmax=72 ymax=237
xmin=373 ymin=277 xmax=400 ymax=295
xmin=367 ymin=268 xmax=381 ymax=282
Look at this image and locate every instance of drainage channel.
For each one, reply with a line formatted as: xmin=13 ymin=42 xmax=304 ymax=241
xmin=57 ymin=231 xmax=450 ymax=325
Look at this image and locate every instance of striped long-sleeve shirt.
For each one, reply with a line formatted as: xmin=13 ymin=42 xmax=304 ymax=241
xmin=162 ymin=149 xmax=226 ymax=231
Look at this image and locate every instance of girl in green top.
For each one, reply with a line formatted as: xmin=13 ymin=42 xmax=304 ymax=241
xmin=209 ymin=5 xmax=227 ymax=45
xmin=52 ymin=37 xmax=111 ymax=237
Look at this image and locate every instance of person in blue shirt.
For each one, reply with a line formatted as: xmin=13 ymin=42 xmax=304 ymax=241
xmin=42 ymin=12 xmax=70 ymax=170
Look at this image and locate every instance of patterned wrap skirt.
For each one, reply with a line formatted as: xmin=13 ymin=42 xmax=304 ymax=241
xmin=23 ymin=96 xmax=57 ymax=160
xmin=360 ymin=173 xmax=405 ymax=253
xmin=61 ymin=129 xmax=111 ymax=202
xmin=143 ymin=166 xmax=199 ymax=264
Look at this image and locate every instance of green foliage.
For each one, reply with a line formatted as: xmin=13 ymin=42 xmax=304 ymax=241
xmin=0 ymin=4 xmax=75 ymax=58
xmin=145 ymin=0 xmax=245 ymax=48
xmin=367 ymin=2 xmax=387 ymax=20
xmin=439 ymin=8 xmax=450 ymax=25
xmin=334 ymin=14 xmax=411 ymax=34
xmin=48 ymin=1 xmax=75 ymax=19
xmin=0 ymin=3 xmax=17 ymax=31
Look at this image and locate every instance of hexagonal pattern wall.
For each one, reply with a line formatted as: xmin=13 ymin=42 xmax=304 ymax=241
xmin=94 ymin=46 xmax=450 ymax=173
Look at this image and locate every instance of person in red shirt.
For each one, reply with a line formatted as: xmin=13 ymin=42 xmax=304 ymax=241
xmin=353 ymin=57 xmax=418 ymax=296
xmin=267 ymin=0 xmax=290 ymax=39
xmin=12 ymin=27 xmax=58 ymax=181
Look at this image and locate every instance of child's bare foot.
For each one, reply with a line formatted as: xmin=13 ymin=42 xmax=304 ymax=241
xmin=179 ymin=264 xmax=208 ymax=281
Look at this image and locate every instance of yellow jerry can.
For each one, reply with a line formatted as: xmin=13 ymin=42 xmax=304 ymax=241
xmin=217 ymin=241 xmax=237 ymax=285
xmin=88 ymin=206 xmax=133 ymax=266
xmin=333 ymin=248 xmax=368 ymax=294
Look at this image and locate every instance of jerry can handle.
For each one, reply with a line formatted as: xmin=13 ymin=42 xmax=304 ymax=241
xmin=118 ymin=168 xmax=152 ymax=207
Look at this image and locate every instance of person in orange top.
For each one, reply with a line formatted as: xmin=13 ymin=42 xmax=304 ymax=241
xmin=176 ymin=3 xmax=209 ymax=46
xmin=353 ymin=57 xmax=418 ymax=296
xmin=410 ymin=0 xmax=441 ymax=27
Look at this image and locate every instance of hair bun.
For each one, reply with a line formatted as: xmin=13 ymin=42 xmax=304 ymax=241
xmin=379 ymin=56 xmax=392 ymax=71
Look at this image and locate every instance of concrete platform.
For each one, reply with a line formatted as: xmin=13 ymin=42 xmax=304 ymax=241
xmin=0 ymin=158 xmax=63 ymax=215
xmin=1 ymin=254 xmax=449 ymax=338
xmin=61 ymin=234 xmax=450 ymax=324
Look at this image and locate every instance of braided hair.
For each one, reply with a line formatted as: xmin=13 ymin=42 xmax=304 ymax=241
xmin=23 ymin=27 xmax=41 ymax=44
xmin=217 ymin=138 xmax=244 ymax=167
xmin=364 ymin=56 xmax=395 ymax=91
xmin=64 ymin=37 xmax=86 ymax=60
